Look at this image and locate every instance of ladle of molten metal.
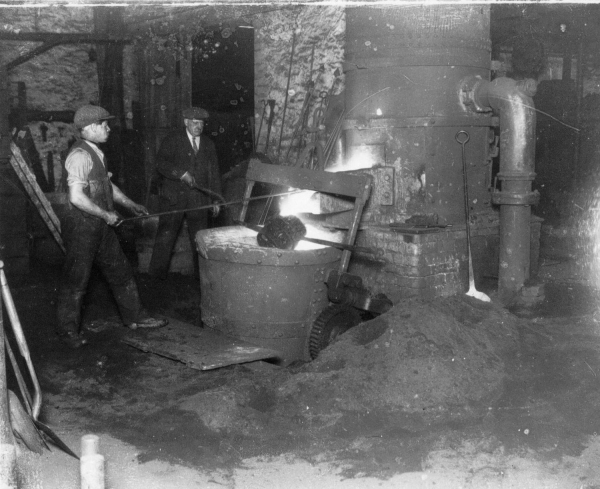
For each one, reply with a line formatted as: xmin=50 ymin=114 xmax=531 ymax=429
xmin=456 ymin=131 xmax=491 ymax=303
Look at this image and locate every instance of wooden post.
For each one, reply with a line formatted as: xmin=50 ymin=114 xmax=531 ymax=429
xmin=93 ymin=7 xmax=125 ymax=127
xmin=573 ymin=41 xmax=585 ymax=185
xmin=179 ymin=32 xmax=192 ymax=110
xmin=0 ymin=66 xmax=10 ymax=170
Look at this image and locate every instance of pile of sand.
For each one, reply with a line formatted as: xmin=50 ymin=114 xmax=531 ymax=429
xmin=275 ymin=295 xmax=520 ymax=425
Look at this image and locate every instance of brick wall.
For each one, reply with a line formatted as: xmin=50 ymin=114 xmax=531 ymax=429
xmin=349 ymin=216 xmax=542 ymax=302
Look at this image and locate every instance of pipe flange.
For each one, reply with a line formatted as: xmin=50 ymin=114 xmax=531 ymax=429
xmin=516 ymin=79 xmax=538 ymax=97
xmin=497 ymin=171 xmax=537 ymax=182
xmin=491 ymin=190 xmax=540 ymax=206
xmin=460 ymin=75 xmax=492 ymax=113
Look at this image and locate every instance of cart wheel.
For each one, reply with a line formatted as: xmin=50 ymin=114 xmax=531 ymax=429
xmin=309 ymin=304 xmax=362 ymax=360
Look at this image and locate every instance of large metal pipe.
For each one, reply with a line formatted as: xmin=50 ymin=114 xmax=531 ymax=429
xmin=461 ymin=76 xmax=539 ymax=302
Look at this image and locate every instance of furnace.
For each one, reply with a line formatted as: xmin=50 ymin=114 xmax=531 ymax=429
xmin=325 ymin=5 xmax=541 ymax=304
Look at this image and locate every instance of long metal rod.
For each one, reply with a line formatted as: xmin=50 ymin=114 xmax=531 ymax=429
xmin=5 ymin=336 xmax=33 ymax=415
xmin=254 ymin=101 xmax=268 ymax=150
xmin=0 ymin=264 xmax=42 ymax=420
xmin=120 ymin=190 xmax=302 ymax=224
xmin=0 ymin=262 xmax=16 ymax=488
xmin=284 ymin=43 xmax=316 ymax=164
xmin=276 ymin=30 xmax=297 ymax=160
xmin=456 ymin=131 xmax=490 ymax=303
xmin=263 ymin=100 xmax=276 ymax=153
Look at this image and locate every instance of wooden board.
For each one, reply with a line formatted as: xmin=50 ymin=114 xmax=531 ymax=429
xmin=9 ymin=142 xmax=65 ymax=253
xmin=246 ymin=160 xmax=372 ymax=199
xmin=122 ymin=316 xmax=281 ymax=370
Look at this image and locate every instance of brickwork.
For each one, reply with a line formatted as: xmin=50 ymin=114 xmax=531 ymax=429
xmin=348 ymin=216 xmax=542 ymax=303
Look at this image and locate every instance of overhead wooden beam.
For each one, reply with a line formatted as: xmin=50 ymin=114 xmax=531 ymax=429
xmin=0 ymin=32 xmax=130 ymax=44
xmin=6 ymin=41 xmax=61 ymax=71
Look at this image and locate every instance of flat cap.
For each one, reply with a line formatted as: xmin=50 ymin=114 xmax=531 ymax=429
xmin=74 ymin=105 xmax=115 ymax=129
xmin=182 ymin=107 xmax=209 ymax=120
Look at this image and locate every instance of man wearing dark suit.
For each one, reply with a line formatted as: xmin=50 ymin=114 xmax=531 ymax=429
xmin=149 ymin=107 xmax=222 ymax=279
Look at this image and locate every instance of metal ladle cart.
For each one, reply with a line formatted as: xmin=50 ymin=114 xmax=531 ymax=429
xmin=235 ymin=160 xmax=393 ymax=360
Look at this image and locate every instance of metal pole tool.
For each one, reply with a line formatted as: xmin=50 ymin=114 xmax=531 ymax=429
xmin=456 ymin=130 xmax=491 ymax=303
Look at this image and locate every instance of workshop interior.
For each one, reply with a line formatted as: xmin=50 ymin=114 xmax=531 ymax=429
xmin=2 ymin=3 xmax=600 ymax=488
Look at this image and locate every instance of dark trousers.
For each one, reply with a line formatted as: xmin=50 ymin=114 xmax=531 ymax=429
xmin=148 ymin=208 xmax=208 ymax=280
xmin=56 ymin=212 xmax=142 ymax=335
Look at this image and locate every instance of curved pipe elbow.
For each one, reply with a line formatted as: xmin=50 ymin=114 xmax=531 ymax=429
xmin=468 ymin=77 xmax=537 ymax=175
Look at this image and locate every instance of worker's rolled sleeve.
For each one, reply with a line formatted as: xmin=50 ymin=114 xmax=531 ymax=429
xmin=65 ymin=148 xmax=94 ymax=188
xmin=65 ymin=145 xmax=111 ymax=188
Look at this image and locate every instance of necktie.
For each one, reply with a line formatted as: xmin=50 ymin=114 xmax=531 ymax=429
xmin=192 ymin=137 xmax=198 ymax=154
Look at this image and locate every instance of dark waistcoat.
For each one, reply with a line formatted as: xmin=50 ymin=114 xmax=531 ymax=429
xmin=67 ymin=140 xmax=114 ymax=218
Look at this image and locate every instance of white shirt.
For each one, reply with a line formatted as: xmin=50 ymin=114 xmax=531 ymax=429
xmin=65 ymin=140 xmax=108 ymax=188
xmin=186 ymin=131 xmax=200 ymax=151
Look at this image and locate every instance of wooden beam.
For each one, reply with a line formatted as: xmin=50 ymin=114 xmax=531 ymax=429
xmin=9 ymin=142 xmax=65 ymax=253
xmin=6 ymin=41 xmax=61 ymax=71
xmin=0 ymin=32 xmax=130 ymax=44
xmin=246 ymin=161 xmax=372 ymax=200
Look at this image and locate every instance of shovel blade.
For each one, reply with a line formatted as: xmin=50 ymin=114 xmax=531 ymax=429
xmin=33 ymin=419 xmax=79 ymax=460
xmin=8 ymin=390 xmax=46 ymax=454
xmin=467 ymin=283 xmax=491 ymax=303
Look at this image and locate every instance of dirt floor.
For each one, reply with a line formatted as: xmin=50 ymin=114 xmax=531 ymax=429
xmin=5 ymin=253 xmax=600 ymax=488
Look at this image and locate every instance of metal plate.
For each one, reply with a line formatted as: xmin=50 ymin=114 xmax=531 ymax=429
xmin=122 ymin=317 xmax=281 ymax=370
xmin=372 ymin=167 xmax=394 ymax=206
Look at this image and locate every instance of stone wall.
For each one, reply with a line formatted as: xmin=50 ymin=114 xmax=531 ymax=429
xmin=1 ymin=7 xmax=98 ymax=110
xmin=253 ymin=6 xmax=345 ymax=164
xmin=2 ymin=7 xmax=98 ymax=192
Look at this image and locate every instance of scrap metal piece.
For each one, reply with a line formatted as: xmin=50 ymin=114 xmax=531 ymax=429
xmin=256 ymin=215 xmax=307 ymax=250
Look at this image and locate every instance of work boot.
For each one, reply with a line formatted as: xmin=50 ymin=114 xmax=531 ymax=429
xmin=58 ymin=331 xmax=88 ymax=349
xmin=126 ymin=316 xmax=168 ymax=330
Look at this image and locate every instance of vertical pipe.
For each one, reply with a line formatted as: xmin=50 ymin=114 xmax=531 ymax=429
xmin=467 ymin=77 xmax=539 ymax=302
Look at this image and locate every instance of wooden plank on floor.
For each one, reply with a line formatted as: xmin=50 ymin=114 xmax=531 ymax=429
xmin=122 ymin=316 xmax=281 ymax=370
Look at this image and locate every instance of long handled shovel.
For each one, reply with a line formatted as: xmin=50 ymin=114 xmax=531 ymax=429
xmin=456 ymin=131 xmax=491 ymax=303
xmin=0 ymin=261 xmax=79 ymax=459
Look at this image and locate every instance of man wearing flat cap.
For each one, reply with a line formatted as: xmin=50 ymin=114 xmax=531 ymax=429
xmin=56 ymin=104 xmax=167 ymax=348
xmin=149 ymin=106 xmax=222 ymax=279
